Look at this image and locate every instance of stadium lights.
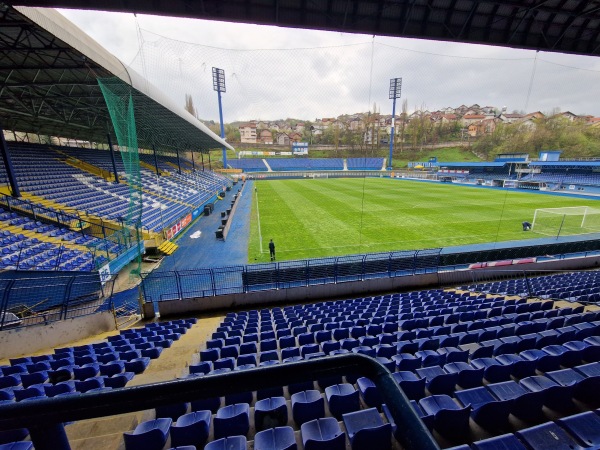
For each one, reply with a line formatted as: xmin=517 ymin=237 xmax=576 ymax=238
xmin=388 ymin=77 xmax=402 ymax=170
xmin=212 ymin=67 xmax=227 ymax=168
xmin=212 ymin=67 xmax=226 ymax=93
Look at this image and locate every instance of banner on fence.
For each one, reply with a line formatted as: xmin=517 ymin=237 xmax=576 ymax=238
xmin=165 ymin=214 xmax=192 ymax=240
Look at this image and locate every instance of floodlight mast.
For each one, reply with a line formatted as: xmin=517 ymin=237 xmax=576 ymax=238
xmin=388 ymin=78 xmax=402 ymax=171
xmin=212 ymin=67 xmax=227 ymax=169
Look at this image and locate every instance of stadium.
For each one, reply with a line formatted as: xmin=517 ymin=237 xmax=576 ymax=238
xmin=1 ymin=2 xmax=600 ymax=450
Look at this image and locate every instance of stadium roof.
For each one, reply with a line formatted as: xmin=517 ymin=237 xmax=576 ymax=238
xmin=436 ymin=162 xmax=507 ymax=168
xmin=529 ymin=161 xmax=600 ymax=168
xmin=11 ymin=1 xmax=600 ymax=57
xmin=0 ymin=6 xmax=234 ymax=153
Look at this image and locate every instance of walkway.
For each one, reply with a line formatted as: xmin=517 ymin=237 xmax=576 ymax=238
xmin=158 ymin=180 xmax=253 ymax=270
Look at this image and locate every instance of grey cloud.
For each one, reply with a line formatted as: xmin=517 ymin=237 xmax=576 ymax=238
xmin=59 ymin=9 xmax=600 ymax=121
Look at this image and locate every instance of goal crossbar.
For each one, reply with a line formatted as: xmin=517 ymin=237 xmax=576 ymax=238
xmin=531 ymin=206 xmax=600 ymax=236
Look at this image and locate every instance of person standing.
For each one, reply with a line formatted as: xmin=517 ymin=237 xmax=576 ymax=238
xmin=269 ymin=239 xmax=276 ymax=261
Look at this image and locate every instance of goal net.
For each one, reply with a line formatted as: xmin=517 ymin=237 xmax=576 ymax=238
xmin=531 ymin=206 xmax=600 ymax=236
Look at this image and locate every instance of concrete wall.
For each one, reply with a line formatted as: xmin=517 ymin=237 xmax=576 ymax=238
xmin=158 ymin=255 xmax=600 ymax=317
xmin=158 ymin=272 xmax=440 ymax=316
xmin=0 ymin=312 xmax=116 ymax=359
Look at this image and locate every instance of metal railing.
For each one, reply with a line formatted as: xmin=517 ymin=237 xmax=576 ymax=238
xmin=0 ymin=354 xmax=439 ymax=450
xmin=0 ymin=272 xmax=116 ymax=330
xmin=141 ymin=249 xmax=442 ymax=302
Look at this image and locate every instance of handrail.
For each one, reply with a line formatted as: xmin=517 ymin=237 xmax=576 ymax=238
xmin=0 ymin=354 xmax=439 ymax=450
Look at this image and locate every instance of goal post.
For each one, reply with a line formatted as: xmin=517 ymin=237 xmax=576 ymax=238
xmin=531 ymin=206 xmax=600 ymax=236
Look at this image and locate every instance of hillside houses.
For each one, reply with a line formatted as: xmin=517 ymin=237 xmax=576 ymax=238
xmin=235 ymin=104 xmax=593 ymax=144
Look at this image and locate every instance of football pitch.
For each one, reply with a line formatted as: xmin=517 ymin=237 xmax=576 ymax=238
xmin=248 ymin=178 xmax=600 ymax=262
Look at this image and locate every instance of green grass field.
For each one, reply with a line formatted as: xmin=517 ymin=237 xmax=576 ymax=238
xmin=248 ymin=178 xmax=600 ymax=262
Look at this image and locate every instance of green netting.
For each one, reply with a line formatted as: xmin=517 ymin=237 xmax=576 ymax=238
xmin=97 ymin=77 xmax=143 ymax=274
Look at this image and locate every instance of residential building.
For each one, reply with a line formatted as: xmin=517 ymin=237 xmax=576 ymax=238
xmin=275 ymin=133 xmax=290 ymax=145
xmin=239 ymin=123 xmax=257 ymax=144
xmin=462 ymin=114 xmax=486 ymax=126
xmin=258 ymin=129 xmax=273 ymax=145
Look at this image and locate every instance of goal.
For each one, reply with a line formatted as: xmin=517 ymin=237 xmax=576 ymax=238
xmin=531 ymin=206 xmax=600 ymax=236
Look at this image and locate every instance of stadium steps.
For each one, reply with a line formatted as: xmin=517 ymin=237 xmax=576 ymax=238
xmin=129 ymin=316 xmax=223 ymax=386
xmin=343 ymin=159 xmax=348 ymax=170
xmin=157 ymin=240 xmax=178 ymax=255
xmin=60 ymin=153 xmax=116 ymax=182
xmin=139 ymin=187 xmax=196 ymax=208
xmin=67 ymin=319 xmax=222 ymax=450
xmin=66 ymin=412 xmax=143 ymax=450
xmin=1 ymin=223 xmax=92 ymax=253
xmin=139 ymin=159 xmax=169 ymax=175
xmin=381 ymin=158 xmax=387 ymax=170
xmin=263 ymin=158 xmax=273 ymax=171
xmin=17 ymin=192 xmax=80 ymax=224
xmin=21 ymin=192 xmax=156 ymax=241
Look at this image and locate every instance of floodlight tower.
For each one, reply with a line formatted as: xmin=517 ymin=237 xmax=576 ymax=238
xmin=212 ymin=67 xmax=227 ymax=169
xmin=388 ymin=77 xmax=402 ymax=171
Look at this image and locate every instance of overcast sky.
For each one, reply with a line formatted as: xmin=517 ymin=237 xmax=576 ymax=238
xmin=59 ymin=9 xmax=600 ymax=122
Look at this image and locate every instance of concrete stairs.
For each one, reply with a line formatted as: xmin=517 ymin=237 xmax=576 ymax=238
xmin=157 ymin=240 xmax=178 ymax=255
xmin=66 ymin=412 xmax=144 ymax=450
xmin=2 ymin=223 xmax=91 ymax=253
xmin=60 ymin=316 xmax=224 ymax=450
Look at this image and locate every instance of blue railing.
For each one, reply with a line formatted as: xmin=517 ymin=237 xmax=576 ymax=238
xmin=0 ymin=354 xmax=439 ymax=450
xmin=141 ymin=249 xmax=442 ymax=302
xmin=0 ymin=271 xmax=115 ymax=330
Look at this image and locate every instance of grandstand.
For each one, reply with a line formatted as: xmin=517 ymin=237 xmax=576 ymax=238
xmin=0 ymin=143 xmax=232 ymax=236
xmin=2 ymin=2 xmax=600 ymax=450
xmin=346 ymin=158 xmax=385 ymax=171
xmin=227 ymin=158 xmax=383 ymax=173
xmin=265 ymin=158 xmax=345 ymax=172
xmin=228 ymin=159 xmax=268 ymax=172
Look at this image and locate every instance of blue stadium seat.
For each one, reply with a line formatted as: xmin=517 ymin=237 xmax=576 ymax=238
xmin=418 ymin=395 xmax=470 ymax=440
xmin=342 ymin=407 xmax=391 ymax=450
xmin=444 ymin=362 xmax=484 ymax=389
xmin=204 ymin=436 xmax=247 ymax=450
xmin=75 ymin=377 xmax=104 ymax=393
xmin=253 ymin=426 xmax=297 ymax=450
xmin=471 ymin=433 xmax=528 ymax=450
xmin=103 ymin=372 xmax=134 ymax=388
xmin=213 ymin=403 xmax=250 ymax=439
xmin=291 ymin=390 xmax=324 ymax=425
xmin=516 ymin=421 xmax=585 ymax=450
xmin=557 ymin=411 xmax=600 ymax=448
xmin=356 ymin=377 xmax=382 ymax=409
xmin=44 ymin=382 xmax=74 ymax=398
xmin=495 ymin=354 xmax=537 ymax=379
xmin=519 ymin=375 xmax=575 ymax=413
xmin=325 ymin=383 xmax=359 ymax=419
xmin=14 ymin=386 xmax=46 ymax=402
xmin=123 ymin=418 xmax=172 ymax=450
xmin=169 ymin=410 xmax=211 ymax=449
xmin=415 ymin=366 xmax=457 ymax=396
xmin=455 ymin=386 xmax=510 ymax=431
xmin=301 ymin=417 xmax=345 ymax=450
xmin=254 ymin=396 xmax=288 ymax=431
xmin=471 ymin=358 xmax=512 ymax=383
xmin=486 ymin=380 xmax=544 ymax=422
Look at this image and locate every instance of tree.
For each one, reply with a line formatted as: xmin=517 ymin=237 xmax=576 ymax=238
xmin=184 ymin=94 xmax=197 ymax=119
